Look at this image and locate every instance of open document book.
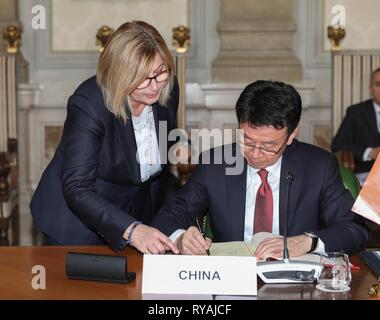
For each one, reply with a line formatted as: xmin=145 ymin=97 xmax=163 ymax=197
xmin=209 ymin=232 xmax=321 ymax=263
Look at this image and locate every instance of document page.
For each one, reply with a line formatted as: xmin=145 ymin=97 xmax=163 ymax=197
xmin=210 ymin=241 xmax=254 ymax=256
xmin=209 ymin=232 xmax=276 ymax=257
xmin=209 ymin=232 xmax=321 ymax=263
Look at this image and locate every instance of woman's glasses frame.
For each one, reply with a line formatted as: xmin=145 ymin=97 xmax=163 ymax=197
xmin=136 ymin=70 xmax=168 ymax=90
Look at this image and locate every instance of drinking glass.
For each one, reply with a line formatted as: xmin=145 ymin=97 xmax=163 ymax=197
xmin=316 ymin=252 xmax=351 ymax=292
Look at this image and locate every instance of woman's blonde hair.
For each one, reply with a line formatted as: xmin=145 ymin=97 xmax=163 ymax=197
xmin=97 ymin=21 xmax=175 ymax=122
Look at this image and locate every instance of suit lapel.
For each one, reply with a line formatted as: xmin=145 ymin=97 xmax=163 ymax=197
xmin=279 ymin=141 xmax=302 ymax=236
xmin=363 ymin=100 xmax=379 ymax=136
xmin=225 ymin=153 xmax=247 ymax=241
xmin=113 ymin=115 xmax=141 ymax=184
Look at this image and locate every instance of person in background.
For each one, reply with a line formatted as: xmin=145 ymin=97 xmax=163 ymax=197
xmin=149 ymin=80 xmax=369 ymax=259
xmin=30 ymin=21 xmax=179 ymax=255
xmin=332 ymin=67 xmax=380 ymax=185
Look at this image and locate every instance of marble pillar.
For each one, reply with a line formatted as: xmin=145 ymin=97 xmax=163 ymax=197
xmin=212 ymin=0 xmax=302 ymax=83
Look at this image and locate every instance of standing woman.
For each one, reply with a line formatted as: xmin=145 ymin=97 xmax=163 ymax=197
xmin=30 ymin=21 xmax=179 ymax=254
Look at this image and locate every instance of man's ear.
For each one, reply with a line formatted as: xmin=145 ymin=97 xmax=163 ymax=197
xmin=287 ymin=126 xmax=299 ymax=145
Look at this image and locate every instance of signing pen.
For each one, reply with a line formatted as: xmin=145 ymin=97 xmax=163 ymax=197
xmin=195 ymin=217 xmax=211 ymax=256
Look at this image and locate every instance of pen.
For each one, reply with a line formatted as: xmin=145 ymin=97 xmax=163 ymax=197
xmin=195 ymin=217 xmax=211 ymax=256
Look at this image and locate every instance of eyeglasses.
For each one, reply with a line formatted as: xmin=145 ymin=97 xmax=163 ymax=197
xmin=239 ymin=137 xmax=288 ymax=155
xmin=136 ymin=70 xmax=168 ymax=90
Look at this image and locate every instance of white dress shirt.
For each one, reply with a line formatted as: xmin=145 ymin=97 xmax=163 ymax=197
xmin=375 ymin=101 xmax=380 ymax=133
xmin=132 ymin=105 xmax=161 ymax=182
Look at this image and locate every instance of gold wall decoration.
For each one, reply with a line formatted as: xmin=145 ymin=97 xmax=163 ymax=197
xmin=327 ymin=25 xmax=345 ymax=52
xmin=172 ymin=25 xmax=191 ymax=182
xmin=172 ymin=25 xmax=190 ymax=130
xmin=96 ymin=25 xmax=114 ymax=52
xmin=2 ymin=25 xmax=21 ymax=54
xmin=172 ymin=25 xmax=190 ymax=54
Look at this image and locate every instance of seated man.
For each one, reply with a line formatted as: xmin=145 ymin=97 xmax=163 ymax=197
xmin=331 ymin=67 xmax=380 ymax=185
xmin=149 ymin=80 xmax=369 ymax=259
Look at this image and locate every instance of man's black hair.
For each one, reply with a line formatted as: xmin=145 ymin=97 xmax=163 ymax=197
xmin=235 ymin=80 xmax=302 ymax=135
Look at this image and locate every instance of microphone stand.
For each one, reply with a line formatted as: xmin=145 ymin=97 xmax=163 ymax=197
xmin=282 ymin=172 xmax=292 ymax=262
xmin=256 ymin=171 xmax=324 ymax=284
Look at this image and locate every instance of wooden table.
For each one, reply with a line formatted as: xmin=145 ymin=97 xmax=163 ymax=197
xmin=0 ymin=246 xmax=378 ymax=300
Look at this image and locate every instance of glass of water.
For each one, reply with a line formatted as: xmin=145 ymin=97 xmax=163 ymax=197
xmin=316 ymin=252 xmax=351 ymax=293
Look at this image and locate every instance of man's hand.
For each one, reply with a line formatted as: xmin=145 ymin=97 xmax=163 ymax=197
xmin=369 ymin=146 xmax=380 ymax=161
xmin=124 ymin=224 xmax=179 ymax=255
xmin=254 ymin=235 xmax=312 ymax=261
xmin=176 ymin=226 xmax=212 ymax=255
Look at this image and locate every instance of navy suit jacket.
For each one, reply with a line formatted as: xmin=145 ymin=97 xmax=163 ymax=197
xmin=331 ymin=100 xmax=380 ymax=173
xmin=30 ymin=76 xmax=179 ymax=251
xmin=151 ymin=141 xmax=368 ymax=254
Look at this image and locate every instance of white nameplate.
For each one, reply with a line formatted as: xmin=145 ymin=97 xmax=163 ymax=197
xmin=142 ymin=255 xmax=257 ymax=296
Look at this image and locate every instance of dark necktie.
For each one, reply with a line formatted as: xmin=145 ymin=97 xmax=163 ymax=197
xmin=254 ymin=169 xmax=273 ymax=233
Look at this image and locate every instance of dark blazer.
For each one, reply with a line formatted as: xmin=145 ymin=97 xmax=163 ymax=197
xmin=30 ymin=76 xmax=179 ymax=251
xmin=331 ymin=100 xmax=380 ymax=173
xmin=151 ymin=141 xmax=369 ymax=255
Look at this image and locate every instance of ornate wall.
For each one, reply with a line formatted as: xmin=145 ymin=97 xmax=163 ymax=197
xmin=17 ymin=0 xmax=380 ymax=217
xmin=17 ymin=0 xmax=220 ymax=216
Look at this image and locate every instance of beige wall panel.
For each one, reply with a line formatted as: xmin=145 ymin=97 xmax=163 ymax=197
xmin=52 ymin=0 xmax=188 ymax=52
xmin=221 ymin=0 xmax=292 ymax=19
xmin=325 ymin=0 xmax=380 ymax=50
xmin=0 ymin=0 xmax=17 ymax=20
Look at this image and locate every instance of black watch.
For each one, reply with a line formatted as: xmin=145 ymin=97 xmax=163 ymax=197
xmin=303 ymin=232 xmax=318 ymax=253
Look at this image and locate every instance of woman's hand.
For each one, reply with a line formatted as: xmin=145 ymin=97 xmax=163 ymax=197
xmin=126 ymin=224 xmax=180 ymax=255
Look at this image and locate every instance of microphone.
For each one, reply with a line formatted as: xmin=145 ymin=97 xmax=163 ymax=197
xmin=283 ymin=172 xmax=293 ymax=262
xmin=256 ymin=171 xmax=324 ymax=284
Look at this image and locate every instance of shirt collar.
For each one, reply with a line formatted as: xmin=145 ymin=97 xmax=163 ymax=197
xmin=248 ymin=155 xmax=283 ymax=180
xmin=373 ymin=101 xmax=380 ymax=113
xmin=131 ymin=105 xmax=151 ymax=123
